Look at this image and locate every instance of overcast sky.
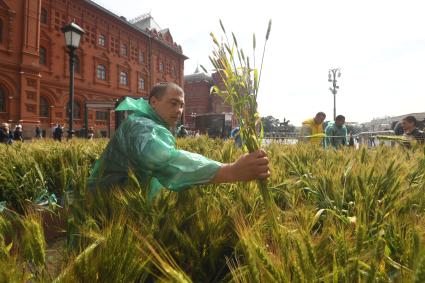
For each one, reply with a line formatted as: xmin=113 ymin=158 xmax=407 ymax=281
xmin=93 ymin=0 xmax=425 ymax=125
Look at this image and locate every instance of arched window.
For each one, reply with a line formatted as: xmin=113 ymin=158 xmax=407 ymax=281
xmin=0 ymin=19 xmax=3 ymax=43
xmin=159 ymin=62 xmax=164 ymax=72
xmin=41 ymin=8 xmax=48 ymax=24
xmin=75 ymin=56 xmax=81 ymax=74
xmin=39 ymin=96 xmax=49 ymax=117
xmin=120 ymin=71 xmax=128 ymax=85
xmin=138 ymin=77 xmax=145 ymax=90
xmin=68 ymin=101 xmax=81 ymax=119
xmin=0 ymin=87 xmax=5 ymax=112
xmin=74 ymin=101 xmax=81 ymax=119
xmin=39 ymin=47 xmax=47 ymax=65
xmin=97 ymin=64 xmax=106 ymax=80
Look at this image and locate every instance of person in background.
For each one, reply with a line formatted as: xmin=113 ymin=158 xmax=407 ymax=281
xmin=401 ymin=116 xmax=424 ymax=146
xmin=230 ymin=126 xmax=242 ymax=148
xmin=324 ymin=115 xmax=348 ymax=149
xmin=53 ymin=124 xmax=58 ymax=140
xmin=35 ymin=125 xmax=43 ymax=139
xmin=177 ymin=125 xmax=188 ymax=138
xmin=13 ymin=125 xmax=24 ymax=142
xmin=222 ymin=129 xmax=229 ymax=140
xmin=366 ymin=135 xmax=376 ymax=147
xmin=300 ymin=112 xmax=326 ymax=145
xmin=348 ymin=132 xmax=355 ymax=147
xmin=0 ymin=123 xmax=8 ymax=143
xmin=6 ymin=124 xmax=13 ymax=144
xmin=53 ymin=124 xmax=63 ymax=142
xmin=87 ymin=126 xmax=95 ymax=140
xmin=51 ymin=124 xmax=57 ymax=138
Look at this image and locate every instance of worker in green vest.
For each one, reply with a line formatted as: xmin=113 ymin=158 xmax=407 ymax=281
xmin=324 ymin=115 xmax=348 ymax=149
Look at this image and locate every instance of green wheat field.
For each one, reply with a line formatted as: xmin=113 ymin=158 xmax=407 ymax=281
xmin=1 ymin=138 xmax=425 ymax=282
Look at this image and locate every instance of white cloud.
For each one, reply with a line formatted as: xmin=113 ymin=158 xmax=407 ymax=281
xmin=93 ymin=0 xmax=425 ymax=125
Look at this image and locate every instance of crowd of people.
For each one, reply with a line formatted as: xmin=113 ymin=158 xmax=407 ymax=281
xmin=177 ymin=113 xmax=425 ymax=150
xmin=0 ymin=122 xmax=98 ymax=144
xmin=176 ymin=125 xmax=201 ymax=138
xmin=0 ymin=123 xmax=24 ymax=144
xmin=300 ymin=112 xmax=425 ymax=148
xmin=1 ymin=108 xmax=424 ymax=149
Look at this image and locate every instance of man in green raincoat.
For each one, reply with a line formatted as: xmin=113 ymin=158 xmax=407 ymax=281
xmin=324 ymin=115 xmax=348 ymax=149
xmin=88 ymin=82 xmax=269 ymax=198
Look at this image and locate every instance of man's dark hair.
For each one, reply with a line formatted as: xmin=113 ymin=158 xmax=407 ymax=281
xmin=403 ymin=115 xmax=417 ymax=126
xmin=335 ymin=115 xmax=345 ymax=121
xmin=149 ymin=82 xmax=184 ymax=103
xmin=316 ymin=112 xmax=326 ymax=117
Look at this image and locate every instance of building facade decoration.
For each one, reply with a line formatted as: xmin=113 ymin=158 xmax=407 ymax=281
xmin=0 ymin=0 xmax=187 ymax=137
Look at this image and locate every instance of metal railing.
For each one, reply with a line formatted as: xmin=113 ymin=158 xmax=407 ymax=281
xmin=263 ymin=130 xmax=399 ymax=147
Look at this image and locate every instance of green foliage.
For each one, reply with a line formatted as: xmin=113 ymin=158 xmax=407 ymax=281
xmin=1 ymin=139 xmax=425 ymax=282
xmin=0 ymin=139 xmax=106 ymax=211
xmin=21 ymin=213 xmax=46 ymax=268
xmin=261 ymin=115 xmax=280 ymax=132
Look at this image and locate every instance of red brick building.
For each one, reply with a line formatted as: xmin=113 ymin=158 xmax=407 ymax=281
xmin=0 ymin=0 xmax=187 ymax=138
xmin=184 ymin=68 xmax=234 ymax=136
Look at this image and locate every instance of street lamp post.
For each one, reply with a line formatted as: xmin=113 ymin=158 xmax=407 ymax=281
xmin=61 ymin=22 xmax=85 ymax=139
xmin=328 ymin=68 xmax=341 ymax=121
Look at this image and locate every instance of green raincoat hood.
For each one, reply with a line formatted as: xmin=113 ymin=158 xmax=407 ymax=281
xmin=115 ymin=97 xmax=168 ymax=128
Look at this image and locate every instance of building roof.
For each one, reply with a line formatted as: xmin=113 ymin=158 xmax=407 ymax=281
xmin=184 ymin=72 xmax=213 ymax=84
xmin=130 ymin=13 xmax=162 ymax=31
xmin=83 ymin=1 xmax=188 ymax=59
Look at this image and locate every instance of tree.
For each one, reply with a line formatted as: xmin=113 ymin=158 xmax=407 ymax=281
xmin=261 ymin=116 xmax=295 ymax=133
xmin=261 ymin=116 xmax=280 ymax=132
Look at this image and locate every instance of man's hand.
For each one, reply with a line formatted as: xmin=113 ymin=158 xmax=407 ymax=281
xmin=210 ymin=149 xmax=270 ymax=184
xmin=231 ymin=149 xmax=270 ymax=181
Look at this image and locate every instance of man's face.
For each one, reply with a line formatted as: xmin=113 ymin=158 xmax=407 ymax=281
xmin=335 ymin=119 xmax=345 ymax=127
xmin=150 ymin=87 xmax=185 ymax=127
xmin=402 ymin=120 xmax=415 ymax=132
xmin=314 ymin=114 xmax=326 ymax=124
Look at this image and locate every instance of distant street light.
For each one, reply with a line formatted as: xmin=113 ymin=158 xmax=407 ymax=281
xmin=328 ymin=68 xmax=341 ymax=121
xmin=62 ymin=22 xmax=85 ymax=139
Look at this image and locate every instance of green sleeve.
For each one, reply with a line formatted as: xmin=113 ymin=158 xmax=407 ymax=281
xmin=128 ymin=123 xmax=221 ymax=193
